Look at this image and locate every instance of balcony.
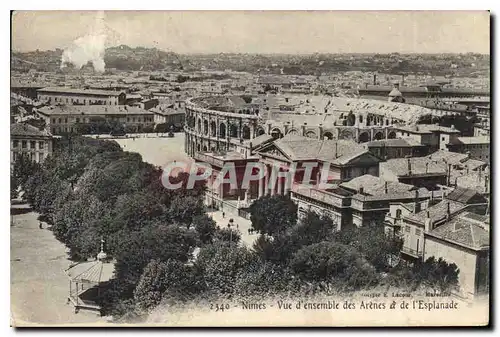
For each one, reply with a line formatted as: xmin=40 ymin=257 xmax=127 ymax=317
xmin=401 ymin=246 xmax=423 ymax=258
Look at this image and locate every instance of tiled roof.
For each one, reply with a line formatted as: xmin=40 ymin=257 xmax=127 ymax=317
xmin=11 ymin=123 xmax=51 ymax=137
xmin=396 ymin=124 xmax=460 ymax=134
xmin=366 ymin=138 xmax=424 ymax=148
xmin=462 ymin=159 xmax=487 ymax=171
xmin=246 ymin=134 xmax=273 ymax=148
xmin=37 ymin=105 xmax=153 ymax=116
xmin=404 ymin=200 xmax=465 ymax=224
xmin=453 ymin=172 xmax=489 ymax=194
xmin=445 ymin=187 xmax=487 ymax=204
xmin=273 ymin=134 xmax=368 ymax=164
xmin=427 ymin=212 xmax=490 ymax=250
xmin=341 ymin=174 xmax=415 ymax=195
xmin=456 ymin=136 xmax=490 ymax=145
xmin=150 ymin=104 xmax=184 ymax=116
xmin=381 ymin=157 xmax=447 ymax=177
xmin=427 ymin=150 xmax=469 ymax=165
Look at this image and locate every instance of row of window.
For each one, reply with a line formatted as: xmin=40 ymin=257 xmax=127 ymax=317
xmin=51 ymin=117 xmax=154 ymax=124
xmin=404 ymin=225 xmax=422 ymax=236
xmin=12 ymin=151 xmax=43 ymax=163
xmin=43 ymin=96 xmax=114 ymax=105
xmin=12 ymin=140 xmax=45 ymax=150
xmin=465 ymin=144 xmax=489 ymax=149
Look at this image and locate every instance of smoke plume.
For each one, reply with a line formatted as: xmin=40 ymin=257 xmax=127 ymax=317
xmin=61 ymin=11 xmax=107 ymax=72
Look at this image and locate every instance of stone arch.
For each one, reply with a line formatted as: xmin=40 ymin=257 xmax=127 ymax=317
xmin=197 ymin=118 xmax=202 ymax=133
xmin=197 ymin=143 xmax=201 ymax=151
xmin=256 ymin=127 xmax=266 ymax=136
xmin=358 ymin=114 xmax=363 ymax=124
xmin=230 ymin=124 xmax=238 ymax=138
xmin=388 ymin=131 xmax=397 ymax=139
xmin=339 ymin=128 xmax=355 ymax=140
xmin=210 ymin=121 xmax=216 ymax=137
xmin=287 ymin=128 xmax=299 ymax=135
xmin=203 ymin=120 xmax=209 ymax=135
xmin=385 ymin=119 xmax=389 ymax=126
xmin=219 ymin=123 xmax=226 ymax=138
xmin=271 ymin=128 xmax=283 ymax=139
xmin=305 ymin=130 xmax=317 ymax=139
xmin=374 ymin=131 xmax=384 ymax=140
xmin=203 ymin=145 xmax=208 ymax=152
xmin=346 ymin=112 xmax=355 ymax=126
xmin=359 ymin=132 xmax=370 ymax=143
xmin=242 ymin=125 xmax=251 ymax=139
xmin=323 ymin=131 xmax=334 ymax=140
xmin=211 ymin=146 xmax=216 ymax=152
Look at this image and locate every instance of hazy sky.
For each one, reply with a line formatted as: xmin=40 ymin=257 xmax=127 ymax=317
xmin=12 ymin=11 xmax=490 ymax=54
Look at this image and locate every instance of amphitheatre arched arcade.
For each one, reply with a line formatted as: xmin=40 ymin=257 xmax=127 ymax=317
xmin=264 ymin=111 xmax=401 ymax=143
xmin=184 ymin=98 xmax=261 ymax=156
xmin=185 ymin=95 xmax=432 ymax=157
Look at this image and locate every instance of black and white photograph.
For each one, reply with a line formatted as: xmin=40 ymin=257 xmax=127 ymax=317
xmin=9 ymin=10 xmax=491 ymax=327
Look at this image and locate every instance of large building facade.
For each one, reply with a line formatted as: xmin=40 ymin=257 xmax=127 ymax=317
xmin=11 ymin=123 xmax=53 ymax=164
xmin=37 ymin=87 xmax=126 ymax=106
xmin=36 ymin=105 xmax=155 ymax=135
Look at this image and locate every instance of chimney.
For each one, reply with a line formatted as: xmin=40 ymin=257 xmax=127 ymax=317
xmin=359 ymin=187 xmax=364 ymax=195
xmin=414 ymin=189 xmax=421 ymax=213
xmin=485 ymin=175 xmax=489 ymax=193
xmin=401 ymin=74 xmax=405 ymax=86
xmin=384 ymin=181 xmax=388 ymax=194
xmin=424 ymin=210 xmax=432 ymax=232
xmin=446 ymin=202 xmax=451 ymax=220
xmin=447 ymin=163 xmax=452 ymax=185
xmin=373 ymin=74 xmax=377 ymax=85
xmin=425 ymin=162 xmax=429 ymax=173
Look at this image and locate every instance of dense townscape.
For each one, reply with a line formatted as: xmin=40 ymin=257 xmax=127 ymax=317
xmin=11 ymin=41 xmax=490 ymax=323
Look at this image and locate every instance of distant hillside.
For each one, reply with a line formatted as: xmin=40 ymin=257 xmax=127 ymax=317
xmin=11 ymin=46 xmax=490 ymax=78
xmin=104 ymin=45 xmax=186 ymax=71
xmin=11 ymin=45 xmax=186 ymax=72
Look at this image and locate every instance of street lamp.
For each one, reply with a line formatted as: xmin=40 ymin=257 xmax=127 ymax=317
xmin=227 ymin=218 xmax=236 ymax=245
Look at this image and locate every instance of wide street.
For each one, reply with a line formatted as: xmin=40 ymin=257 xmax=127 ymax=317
xmin=206 ymin=210 xmax=258 ymax=248
xmin=10 ymin=202 xmax=107 ymax=326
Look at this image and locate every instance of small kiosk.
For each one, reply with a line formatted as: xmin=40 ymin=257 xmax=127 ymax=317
xmin=65 ymin=240 xmax=114 ymax=314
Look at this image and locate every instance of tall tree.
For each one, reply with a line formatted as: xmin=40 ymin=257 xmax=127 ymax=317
xmin=416 ymin=257 xmax=460 ymax=293
xmin=249 ymin=195 xmax=297 ymax=236
xmin=195 ymin=242 xmax=253 ymax=296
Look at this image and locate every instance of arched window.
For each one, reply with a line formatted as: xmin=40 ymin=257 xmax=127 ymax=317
xmin=230 ymin=124 xmax=238 ymax=138
xmin=210 ymin=121 xmax=216 ymax=137
xmin=203 ymin=120 xmax=209 ymax=135
xmin=219 ymin=123 xmax=226 ymax=138
xmin=242 ymin=125 xmax=251 ymax=139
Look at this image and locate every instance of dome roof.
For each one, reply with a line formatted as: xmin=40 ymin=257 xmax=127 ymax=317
xmin=97 ymin=250 xmax=108 ymax=261
xmin=388 ymin=88 xmax=403 ymax=97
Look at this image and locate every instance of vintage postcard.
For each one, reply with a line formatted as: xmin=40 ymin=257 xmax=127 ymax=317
xmin=10 ymin=10 xmax=490 ymax=327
